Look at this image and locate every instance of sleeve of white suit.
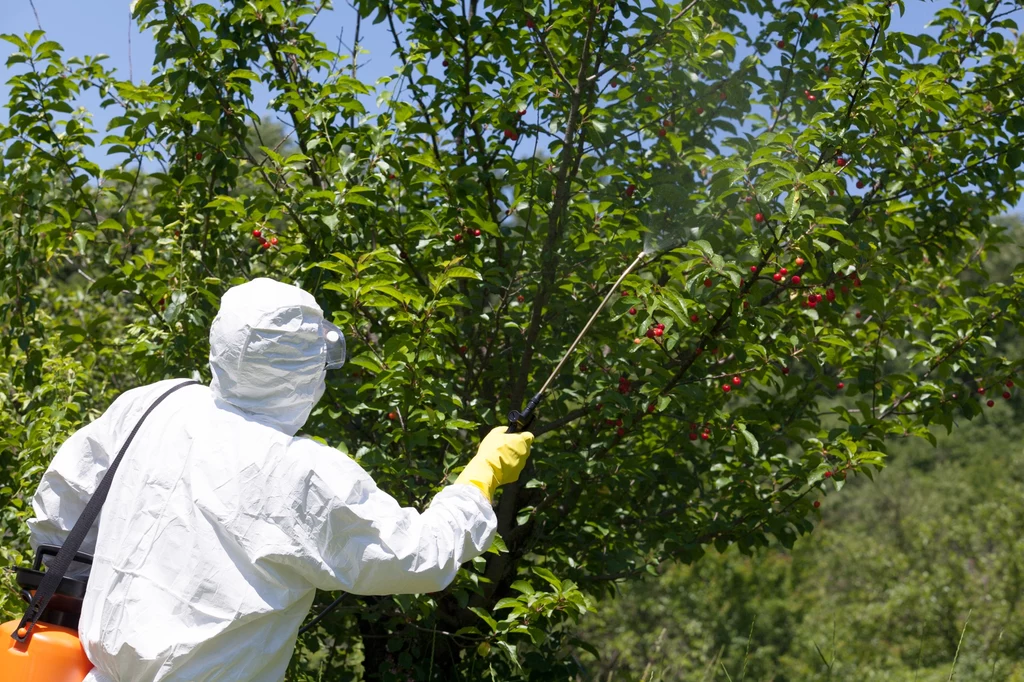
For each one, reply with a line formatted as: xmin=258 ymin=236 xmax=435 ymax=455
xmin=269 ymin=440 xmax=497 ymax=595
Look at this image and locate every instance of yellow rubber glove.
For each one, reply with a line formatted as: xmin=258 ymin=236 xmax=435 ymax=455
xmin=456 ymin=426 xmax=534 ymax=501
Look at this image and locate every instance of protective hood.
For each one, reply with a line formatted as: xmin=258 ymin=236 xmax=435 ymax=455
xmin=209 ymin=278 xmax=328 ymax=435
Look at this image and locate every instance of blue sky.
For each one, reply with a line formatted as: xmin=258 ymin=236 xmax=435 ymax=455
xmin=2 ymin=0 xmax=1021 ymax=215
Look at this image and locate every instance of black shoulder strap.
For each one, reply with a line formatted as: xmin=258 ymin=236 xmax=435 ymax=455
xmin=13 ymin=380 xmax=201 ymax=642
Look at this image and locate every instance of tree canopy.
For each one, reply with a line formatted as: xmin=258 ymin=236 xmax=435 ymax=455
xmin=1 ymin=0 xmax=1022 ymax=679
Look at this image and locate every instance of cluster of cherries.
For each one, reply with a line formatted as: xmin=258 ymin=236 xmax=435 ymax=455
xmin=604 ymin=416 xmax=626 ymax=437
xmin=502 ymin=109 xmax=528 ymax=142
xmin=688 ymin=423 xmax=711 ymax=441
xmin=252 ymin=229 xmax=278 ymax=250
xmin=452 ymin=228 xmax=483 ymax=243
xmin=721 ymin=375 xmax=742 ymax=393
xmin=645 ymin=322 xmax=665 ymax=339
xmin=980 ymin=380 xmax=1014 ymax=407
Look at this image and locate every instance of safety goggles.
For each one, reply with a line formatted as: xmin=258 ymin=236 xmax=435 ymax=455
xmin=322 ymin=320 xmax=347 ymax=369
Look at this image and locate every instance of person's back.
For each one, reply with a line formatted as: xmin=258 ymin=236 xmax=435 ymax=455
xmin=27 ymin=278 xmax=533 ymax=682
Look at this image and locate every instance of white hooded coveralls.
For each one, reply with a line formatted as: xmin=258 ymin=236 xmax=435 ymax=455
xmin=27 ymin=278 xmax=497 ymax=682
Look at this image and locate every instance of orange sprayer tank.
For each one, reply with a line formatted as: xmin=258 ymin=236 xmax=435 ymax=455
xmin=0 ymin=619 xmax=93 ymax=682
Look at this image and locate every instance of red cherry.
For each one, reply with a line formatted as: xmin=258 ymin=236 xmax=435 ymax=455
xmin=252 ymin=229 xmax=262 ymax=238
xmin=807 ymin=94 xmax=816 ymax=101
xmin=856 ymin=180 xmax=865 ymax=189
xmin=704 ymin=278 xmax=712 ymax=288
xmin=776 ymin=40 xmax=785 ymax=48
xmin=773 ymin=273 xmax=782 ymax=282
xmin=795 ymin=257 xmax=805 ymax=266
xmin=732 ymin=376 xmax=741 ymax=386
xmin=453 ymin=233 xmax=463 ymax=242
xmin=782 ymin=366 xmax=790 ymax=375
xmin=647 ymin=403 xmax=656 ymax=413
xmin=853 ymin=277 xmax=862 ymax=287
xmin=722 ymin=384 xmax=731 ymax=393
xmin=690 ymin=314 xmax=700 ymax=323
xmin=646 ymin=329 xmax=655 ymax=339
xmin=700 ymin=432 xmax=710 ymax=441
xmin=625 ymin=184 xmax=636 ymax=198
xmin=1007 ymin=380 xmax=1015 ymax=388
xmin=689 ymin=432 xmax=698 ymax=441
xmin=750 ymin=265 xmax=758 ymax=273
xmin=663 ymin=119 xmax=673 ymax=128
xmin=517 ymin=295 xmax=525 ymax=303
xmin=616 ymin=427 xmax=625 ymax=436
xmin=987 ymin=400 xmax=995 ymax=407
xmin=655 ymin=323 xmax=665 ymax=330
xmin=621 ymin=290 xmax=629 ymax=297
xmin=270 ymin=236 xmax=279 ymax=246
xmin=518 ymin=109 xmax=526 ymax=116
xmin=755 ymin=212 xmax=765 ymax=223
xmin=1003 ymin=392 xmax=1012 ymax=400
xmin=525 ymin=19 xmax=535 ymax=29
xmin=696 ymin=106 xmax=704 ymax=115
xmin=388 ymin=412 xmax=397 ymax=420
xmin=824 ymin=470 xmax=833 ymax=478
xmin=977 ymin=387 xmax=986 ymax=394
xmin=616 ymin=419 xmax=623 ymax=427
xmin=658 ymin=128 xmax=667 ymax=138
xmin=261 ymin=241 xmax=271 ymax=250
xmin=443 ymin=59 xmax=449 ymax=67
xmin=836 ymin=382 xmax=845 ymax=390
xmin=836 ymin=157 xmax=847 ymax=167
xmin=791 ymin=275 xmax=801 ymax=284
xmin=653 ymin=328 xmax=663 ymax=337
xmin=855 ymin=310 xmax=862 ymax=318
xmin=503 ymin=129 xmax=519 ymax=141
xmin=841 ymin=286 xmax=850 ymax=294
xmin=780 ymin=268 xmax=788 ymax=275
xmin=629 ymin=307 xmax=637 ymax=315
xmin=195 ymin=152 xmax=203 ymax=160
xmin=473 ymin=229 xmax=482 ymax=237
xmin=813 ymin=500 xmax=821 ymax=509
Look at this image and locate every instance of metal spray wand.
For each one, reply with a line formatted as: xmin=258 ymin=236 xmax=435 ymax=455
xmin=506 ymin=250 xmax=647 ymax=433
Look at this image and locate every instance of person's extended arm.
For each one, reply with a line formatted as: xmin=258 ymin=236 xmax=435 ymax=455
xmin=268 ymin=428 xmax=532 ymax=595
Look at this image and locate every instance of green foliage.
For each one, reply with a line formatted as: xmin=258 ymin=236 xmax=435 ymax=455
xmin=1 ymin=0 xmax=1022 ymax=679
xmin=576 ymin=396 xmax=1024 ymax=681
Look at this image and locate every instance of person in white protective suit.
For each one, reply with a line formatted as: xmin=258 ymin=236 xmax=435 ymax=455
xmin=27 ymin=277 xmax=533 ymax=682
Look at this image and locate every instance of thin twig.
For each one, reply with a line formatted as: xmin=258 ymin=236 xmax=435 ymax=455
xmin=28 ymin=0 xmax=43 ymax=30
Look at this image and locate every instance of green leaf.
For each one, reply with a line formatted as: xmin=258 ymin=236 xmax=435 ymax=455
xmin=532 ymin=567 xmax=562 ymax=591
xmin=509 ymin=580 xmax=535 ymax=595
xmin=407 ymin=153 xmax=440 ymax=171
xmin=468 ymin=607 xmax=497 ymax=631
